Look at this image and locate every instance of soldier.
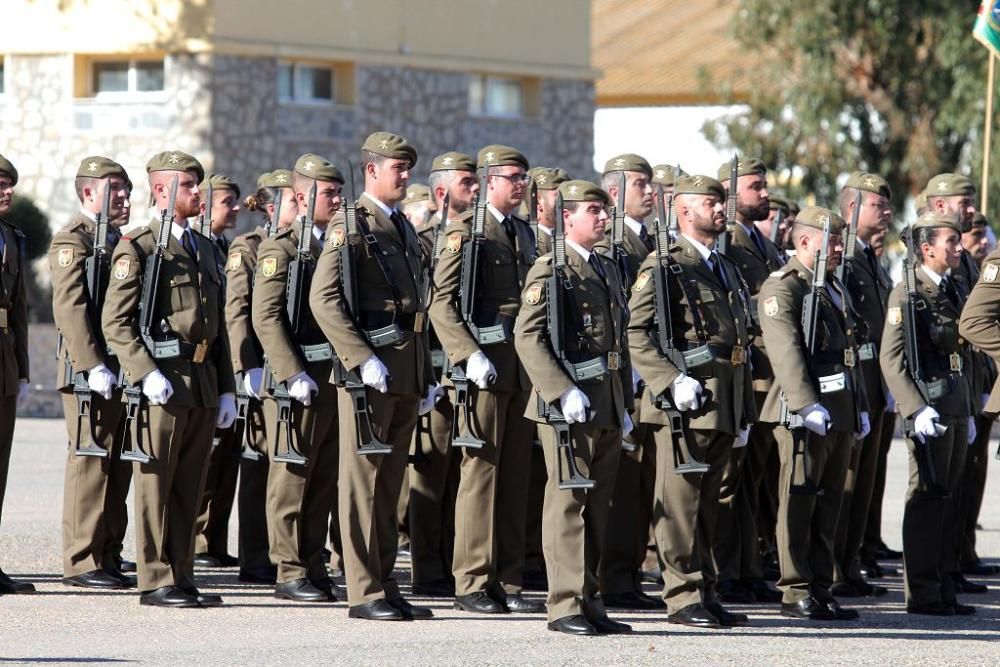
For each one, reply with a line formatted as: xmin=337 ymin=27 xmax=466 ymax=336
xmin=884 ymin=213 xmax=976 ymax=615
xmin=758 ymin=206 xmax=870 ymax=621
xmin=527 ymin=166 xmax=571 ymax=255
xmin=227 ymin=169 xmax=299 ymax=584
xmin=712 ymin=158 xmax=785 ymax=606
xmin=52 ymin=156 xmax=134 ymax=590
xmin=829 ymin=172 xmax=894 ymax=600
xmin=428 ymin=144 xmax=543 ymax=615
xmin=0 ymin=154 xmax=32 ymax=596
xmin=515 ymin=180 xmax=633 ymax=635
xmin=594 ymin=153 xmax=664 ymax=611
xmin=401 ymin=183 xmax=436 ymax=227
xmin=628 ymin=174 xmax=755 ymax=628
xmin=193 ymin=173 xmax=242 ymax=568
xmin=760 ymin=195 xmax=791 ymax=246
xmin=310 ymin=132 xmax=439 ymax=621
xmin=102 ymin=151 xmax=237 ymax=607
xmin=407 ymin=151 xmax=480 ymax=597
xmin=251 ymin=154 xmax=343 ymax=602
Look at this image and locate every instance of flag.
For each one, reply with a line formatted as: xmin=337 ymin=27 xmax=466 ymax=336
xmin=974 ymin=0 xmax=1000 ymax=59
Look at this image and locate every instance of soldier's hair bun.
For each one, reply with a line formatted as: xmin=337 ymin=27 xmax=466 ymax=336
xmin=244 ymin=194 xmax=261 ymax=211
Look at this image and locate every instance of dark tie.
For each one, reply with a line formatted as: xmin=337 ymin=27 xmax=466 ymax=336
xmin=588 ymin=253 xmax=607 ymax=283
xmin=390 ymin=210 xmax=408 ymax=241
xmin=182 ymin=229 xmax=198 ymax=259
xmin=863 ymin=245 xmax=879 ymax=275
xmin=941 ymin=276 xmax=960 ymax=307
xmin=710 ymin=252 xmax=727 ymax=289
xmin=105 ymin=229 xmax=121 ymax=248
xmin=215 ymin=236 xmax=228 ymax=254
xmin=751 ymin=228 xmax=766 ymax=256
xmin=639 ymin=225 xmax=653 ymax=252
xmin=0 ymin=229 xmax=6 ymax=257
xmin=501 ymin=217 xmax=517 ymax=246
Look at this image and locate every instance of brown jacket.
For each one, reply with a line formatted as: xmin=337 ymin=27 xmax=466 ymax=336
xmin=842 ymin=240 xmax=892 ymax=409
xmin=225 ymin=226 xmax=267 ymax=373
xmin=958 ymin=248 xmax=1000 ymax=413
xmin=0 ymin=219 xmax=28 ymax=395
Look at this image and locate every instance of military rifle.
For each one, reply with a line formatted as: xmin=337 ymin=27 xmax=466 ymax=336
xmin=900 ymin=226 xmax=949 ymax=497
xmin=769 ymin=208 xmax=783 ymax=246
xmin=609 ymin=171 xmax=633 ymax=304
xmin=716 ymin=154 xmax=738 ymax=256
xmin=834 ymin=190 xmax=862 ymax=285
xmin=527 ymin=180 xmax=539 ymax=253
xmin=199 ymin=180 xmax=213 ymax=238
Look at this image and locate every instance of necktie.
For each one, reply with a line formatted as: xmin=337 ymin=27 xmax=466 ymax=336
xmin=215 ymin=236 xmax=228 ymax=254
xmin=709 ymin=252 xmax=727 ymax=289
xmin=639 ymin=225 xmax=653 ymax=252
xmin=588 ymin=253 xmax=607 ymax=283
xmin=106 ymin=229 xmax=121 ymax=248
xmin=941 ymin=276 xmax=960 ymax=307
xmin=751 ymin=228 xmax=766 ymax=256
xmin=501 ymin=217 xmax=517 ymax=245
xmin=390 ymin=210 xmax=407 ymax=241
xmin=182 ymin=229 xmax=198 ymax=260
xmin=863 ymin=245 xmax=878 ymax=275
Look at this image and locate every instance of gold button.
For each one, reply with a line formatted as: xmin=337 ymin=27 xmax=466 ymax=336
xmin=958 ymin=337 xmax=965 ymax=345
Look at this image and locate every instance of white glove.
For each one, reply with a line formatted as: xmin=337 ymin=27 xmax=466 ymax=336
xmin=669 ymin=374 xmax=703 ymax=412
xmin=911 ymin=405 xmax=945 ymax=442
xmin=360 ymin=355 xmax=389 ymax=393
xmin=855 ymin=411 xmax=871 ymax=441
xmin=418 ymin=383 xmax=444 ymax=416
xmin=287 ymin=371 xmax=318 ymax=406
xmin=216 ymin=392 xmax=237 ymax=428
xmin=87 ymin=363 xmax=117 ymax=400
xmin=799 ymin=402 xmax=831 ymax=436
xmin=559 ymin=386 xmax=592 ymax=424
xmin=631 ymin=368 xmax=642 ymax=395
xmin=466 ymin=350 xmax=497 ymax=390
xmin=141 ymin=369 xmax=173 ymax=405
xmin=243 ymin=367 xmax=264 ymax=400
xmin=623 ymin=411 xmax=634 ymax=437
xmin=16 ymin=380 xmax=28 ymax=409
xmin=968 ymin=416 xmax=977 ymax=445
xmin=734 ymin=424 xmax=751 ymax=448
xmin=885 ymin=391 xmax=896 ymax=413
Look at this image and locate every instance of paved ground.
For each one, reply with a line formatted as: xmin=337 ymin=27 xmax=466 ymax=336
xmin=0 ymin=418 xmax=997 ymax=665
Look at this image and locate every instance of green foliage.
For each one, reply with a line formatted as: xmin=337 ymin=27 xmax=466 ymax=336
xmin=704 ymin=1 xmax=993 ymax=218
xmin=6 ymin=194 xmax=52 ymax=260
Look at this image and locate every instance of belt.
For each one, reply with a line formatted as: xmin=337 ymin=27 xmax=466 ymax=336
xmin=857 ymin=342 xmax=877 ymax=362
xmin=150 ymin=338 xmax=211 ymax=363
xmin=683 ymin=344 xmax=747 ymax=368
xmin=818 ymin=371 xmax=849 ymax=394
xmin=360 ymin=310 xmax=426 ymax=334
xmin=300 ymin=342 xmax=334 ymax=362
xmin=814 ymin=349 xmax=858 ymax=368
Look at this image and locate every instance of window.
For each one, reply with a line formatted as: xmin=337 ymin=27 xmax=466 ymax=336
xmin=278 ymin=62 xmax=334 ymax=103
xmin=469 ymin=75 xmax=524 ymax=117
xmin=91 ymin=59 xmax=164 ymax=96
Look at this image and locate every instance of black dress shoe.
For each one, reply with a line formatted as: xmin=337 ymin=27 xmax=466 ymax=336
xmin=717 ymin=579 xmax=756 ymax=604
xmin=950 ymin=601 xmax=976 ymax=616
xmin=454 ymin=591 xmax=507 ymax=614
xmin=850 ymin=579 xmax=888 ymax=597
xmin=139 ymin=586 xmax=200 ymax=608
xmin=116 ymin=558 xmax=137 ymax=573
xmin=706 ymin=602 xmax=749 ymax=626
xmin=829 ymin=582 xmax=863 ymax=598
xmin=667 ymin=603 xmax=721 ymax=629
xmin=0 ymin=569 xmax=35 ymax=594
xmin=274 ymin=578 xmax=330 ymax=602
xmin=194 ymin=553 xmax=221 ymax=568
xmin=388 ymin=595 xmax=433 ymax=619
xmin=312 ymin=577 xmax=342 ymax=601
xmin=348 ymin=599 xmax=405 ymax=621
xmin=960 ymin=561 xmax=1000 ymax=576
xmin=505 ymin=593 xmax=545 ymax=613
xmin=591 ymin=616 xmax=633 ymax=634
xmin=906 ymin=601 xmax=955 ymax=616
xmin=412 ymin=578 xmax=455 ymax=597
xmin=780 ymin=597 xmax=835 ymax=620
xmin=744 ymin=578 xmax=782 ymax=603
xmin=602 ymin=590 xmax=666 ymax=610
xmin=952 ymin=572 xmax=988 ymax=594
xmin=873 ymin=544 xmax=903 ymax=560
xmin=103 ymin=568 xmax=137 ymax=589
xmin=822 ymin=598 xmax=859 ymax=620
xmin=547 ymin=614 xmax=597 ymax=636
xmin=183 ymin=587 xmax=223 ymax=607
xmin=641 ymin=569 xmax=664 ymax=585
xmin=239 ymin=566 xmax=278 ymax=585
xmin=63 ymin=569 xmax=125 ymax=589
xmin=860 ymin=559 xmax=897 ymax=578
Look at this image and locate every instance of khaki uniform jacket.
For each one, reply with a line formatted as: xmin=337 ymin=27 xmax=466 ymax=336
xmin=882 ymin=268 xmax=974 ymax=419
xmin=102 ymin=218 xmax=235 ymax=407
xmin=726 ymin=222 xmax=784 ymax=391
xmin=594 ymin=222 xmax=652 ymax=286
xmin=252 ymin=224 xmax=337 ymax=403
xmin=49 ymin=213 xmax=119 ymax=388
xmin=758 ymin=257 xmax=867 ymax=430
xmin=428 ymin=206 xmax=535 ymax=393
xmin=627 ymin=235 xmax=755 ymax=435
xmin=960 ymin=248 xmax=1000 ymax=412
xmin=415 ymin=213 xmax=444 ymax=262
xmin=310 ymin=193 xmax=434 ymax=397
xmin=842 ymin=240 xmax=892 ymax=409
xmin=536 ymin=225 xmax=553 ymax=257
xmin=954 ymin=249 xmax=997 ymax=405
xmin=0 ymin=219 xmax=28 ymax=395
xmin=515 ymin=250 xmax=633 ymax=427
xmin=225 ymin=226 xmax=267 ymax=373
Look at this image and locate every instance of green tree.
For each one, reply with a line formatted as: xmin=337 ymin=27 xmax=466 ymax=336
xmin=703 ymin=1 xmax=994 ymax=217
xmin=5 ymin=194 xmax=53 ymax=322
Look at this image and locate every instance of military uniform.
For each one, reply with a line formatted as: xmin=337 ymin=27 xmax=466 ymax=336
xmin=0 ymin=153 xmax=33 ymax=595
xmin=628 ymin=175 xmax=755 ymax=625
xmin=884 ymin=214 xmax=975 ymax=612
xmin=428 ymin=145 xmax=540 ymax=611
xmin=101 ymin=151 xmax=235 ymax=602
xmin=51 ymin=156 xmax=132 ymax=587
xmin=758 ymin=207 xmax=867 ymax=619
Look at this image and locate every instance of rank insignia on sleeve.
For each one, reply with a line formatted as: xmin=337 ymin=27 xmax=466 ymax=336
xmin=525 ymin=283 xmax=543 ymax=305
xmin=888 ymin=306 xmax=902 ymax=326
xmin=260 ymin=257 xmax=277 ymax=277
xmin=763 ymin=296 xmax=779 ymax=317
xmin=57 ymin=248 xmax=73 ymax=267
xmin=446 ymin=232 xmax=463 ymax=254
xmin=226 ymin=251 xmax=241 ymax=271
xmin=633 ymin=271 xmax=651 ymax=292
xmin=113 ymin=258 xmax=130 ymax=280
xmin=984 ymin=263 xmax=999 ymax=282
xmin=331 ymin=228 xmax=346 ymax=248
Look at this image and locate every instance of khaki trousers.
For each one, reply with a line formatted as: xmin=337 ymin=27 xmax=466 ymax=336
xmin=452 ymin=387 xmax=533 ymax=596
xmin=774 ymin=427 xmax=852 ymax=604
xmin=61 ymin=392 xmax=132 ymax=576
xmin=834 ymin=407 xmax=886 ymax=584
xmin=652 ymin=426 xmax=733 ymax=613
xmin=133 ymin=404 xmax=216 ymax=592
xmin=238 ymin=399 xmax=271 ymax=571
xmin=264 ymin=397 xmax=339 ymax=584
xmin=540 ymin=422 xmax=621 ymax=622
xmin=194 ymin=425 xmax=240 ymax=556
xmin=524 ymin=436 xmax=548 ymax=577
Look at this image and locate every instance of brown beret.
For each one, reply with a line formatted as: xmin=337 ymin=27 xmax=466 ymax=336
xmin=652 ymin=164 xmax=685 ymax=187
xmin=294 ymin=153 xmax=344 ymax=183
xmin=477 ymin=144 xmax=529 ymax=170
xmin=200 ymin=173 xmax=241 ymax=199
xmin=769 ymin=194 xmax=790 ymax=214
xmin=913 ymin=211 xmax=962 ymax=235
xmin=971 ymin=211 xmax=989 ymax=229
xmin=146 ymin=150 xmax=204 ymax=183
xmin=717 ymin=157 xmax=767 ymax=181
xmin=529 ymin=166 xmax=571 ymax=191
xmin=795 ymin=206 xmax=846 ymax=234
xmin=602 ymin=153 xmax=652 ymax=178
xmin=430 ymin=151 xmax=476 ymax=173
xmin=925 ymin=173 xmax=975 ymax=198
xmin=76 ymin=156 xmax=127 ymax=181
xmin=843 ymin=171 xmax=892 ymax=200
xmin=674 ymin=174 xmax=726 ymax=201
xmin=402 ymin=183 xmax=431 ymax=205
xmin=257 ymin=169 xmax=293 ymax=189
xmin=0 ymin=153 xmax=17 ymax=185
xmin=559 ymin=180 xmax=611 ymax=206
xmin=362 ymin=132 xmax=418 ymax=167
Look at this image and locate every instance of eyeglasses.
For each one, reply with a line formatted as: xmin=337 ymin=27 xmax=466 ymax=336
xmin=491 ymin=173 xmax=531 ymax=185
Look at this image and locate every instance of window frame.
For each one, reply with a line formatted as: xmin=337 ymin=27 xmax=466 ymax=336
xmin=90 ymin=57 xmax=166 ymax=100
xmin=277 ymin=61 xmax=336 ymax=105
xmin=468 ymin=74 xmax=527 ymax=119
